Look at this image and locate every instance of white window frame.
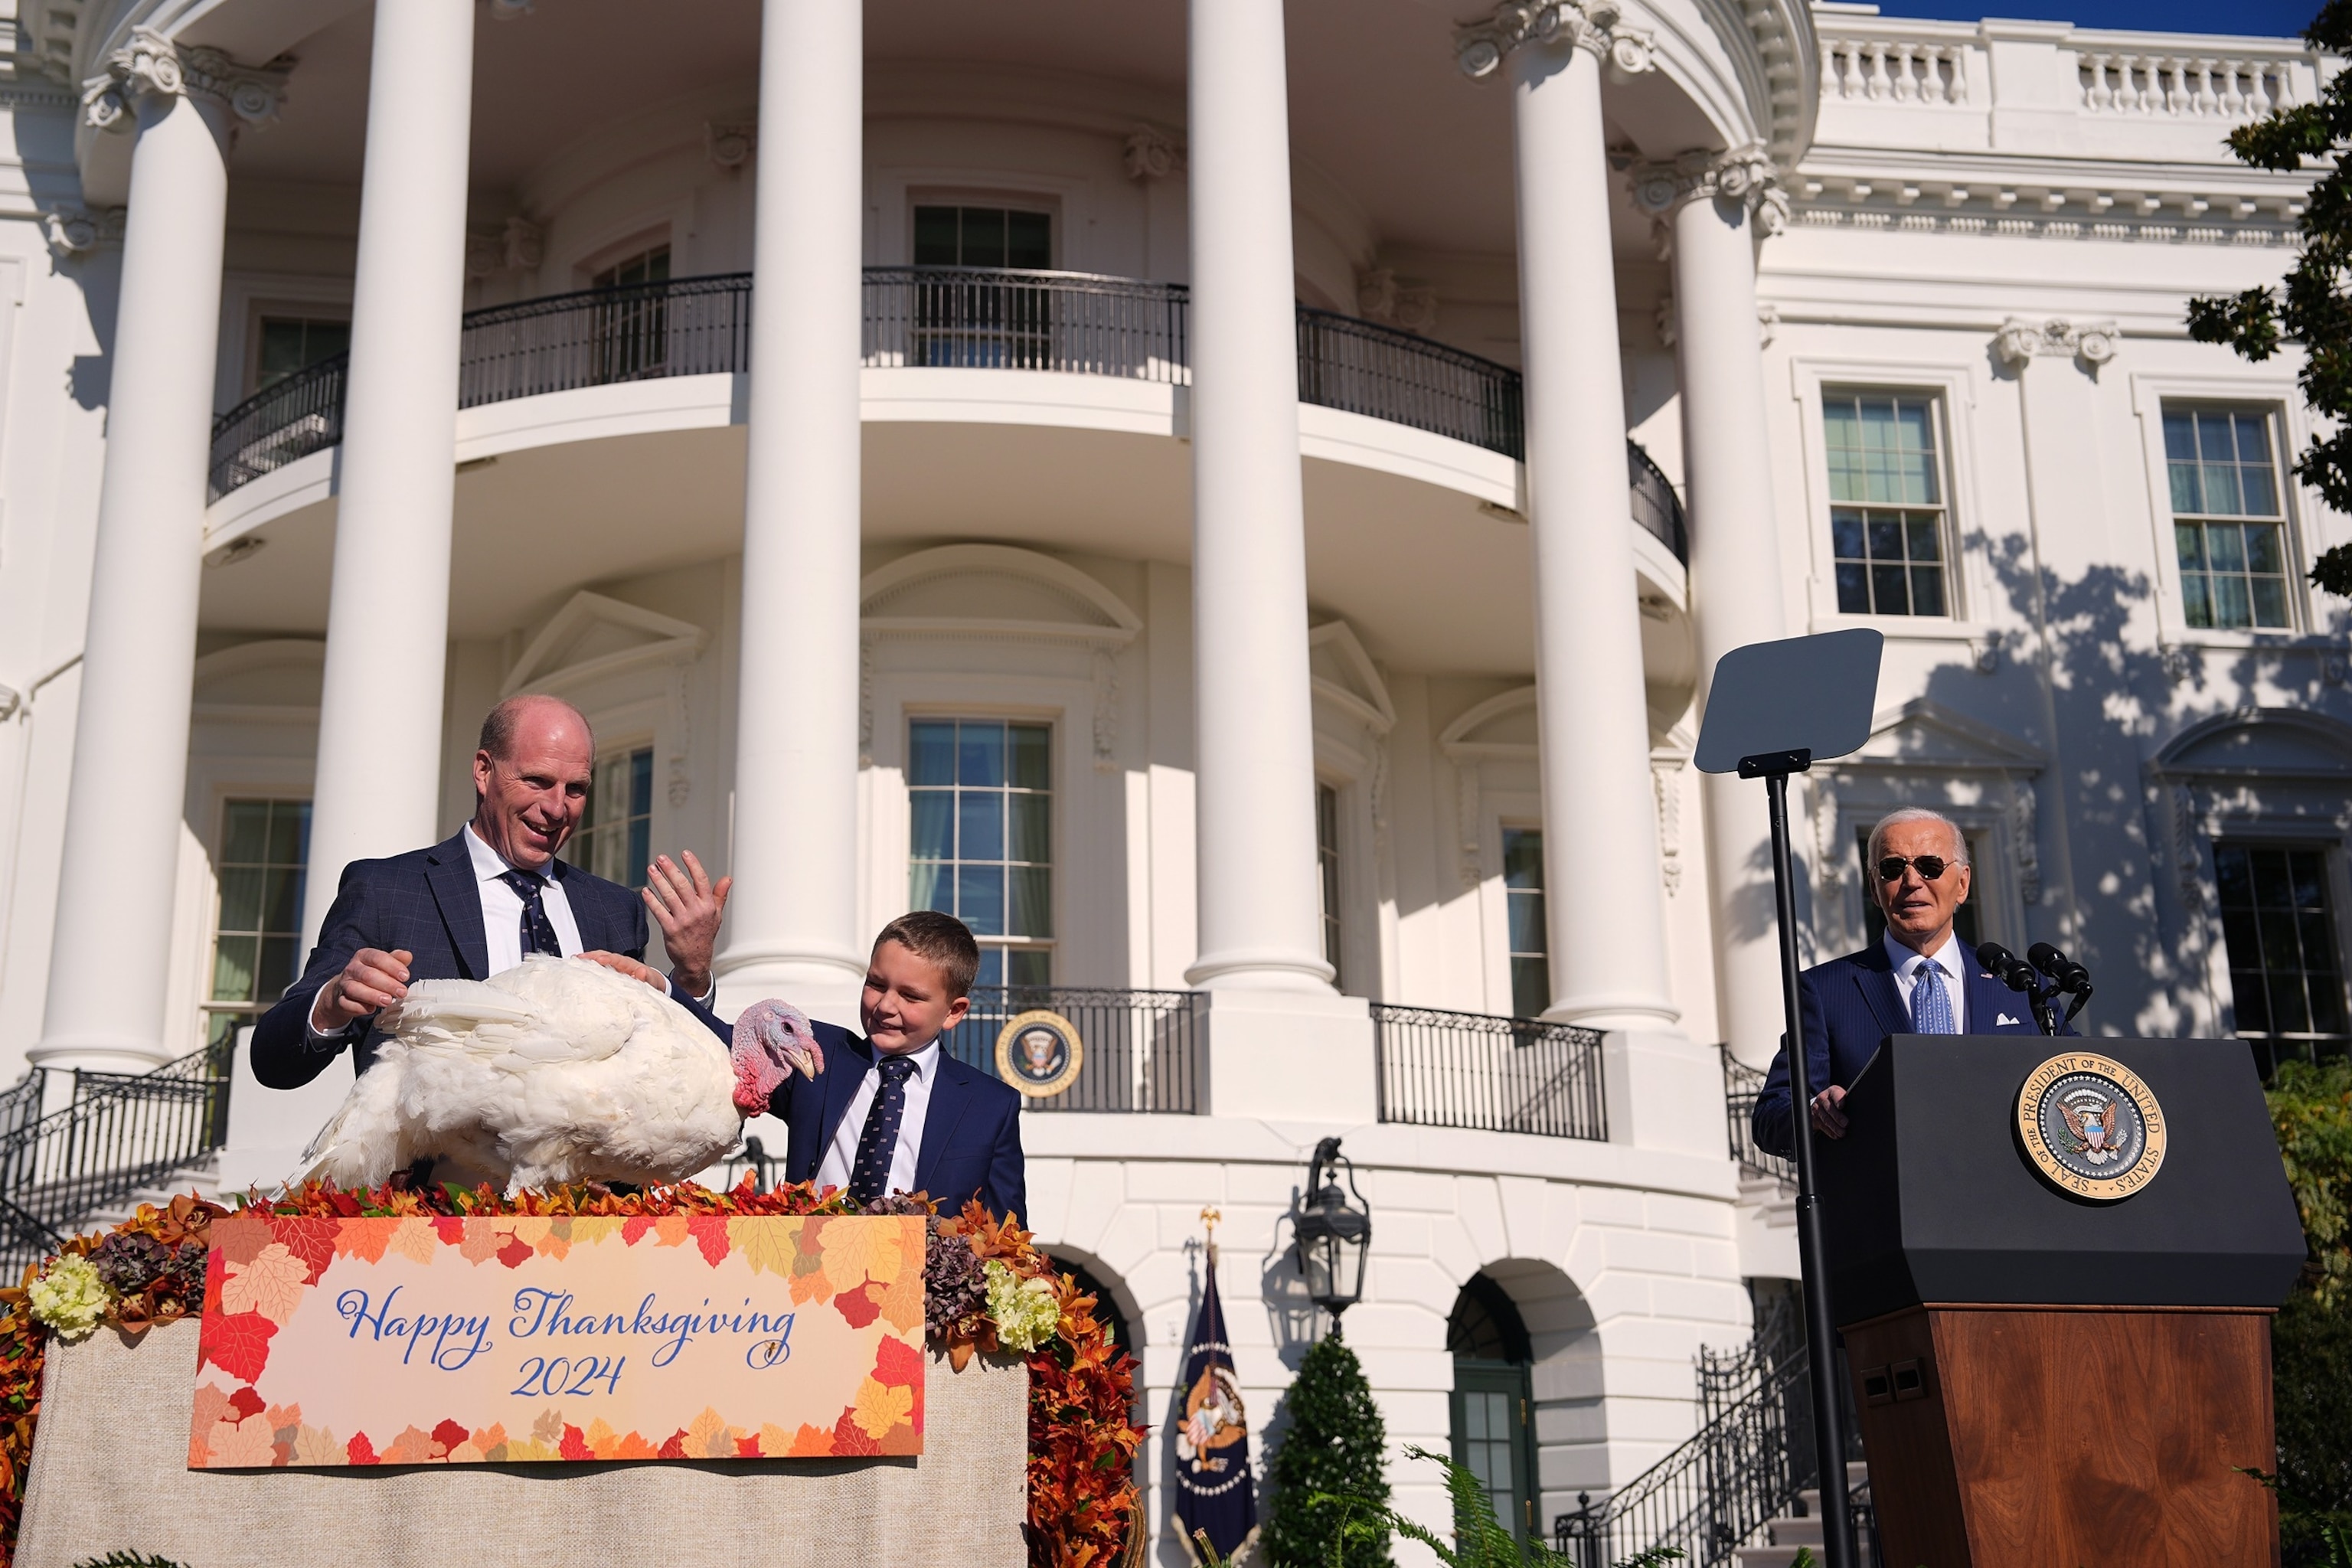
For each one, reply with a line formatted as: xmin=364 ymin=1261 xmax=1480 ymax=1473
xmin=1788 ymin=357 xmax=1992 ymax=641
xmin=2128 ymin=372 xmax=2328 ymax=651
xmin=869 ymin=169 xmax=1091 ymax=270
xmin=2169 ymin=786 xmax=2352 ymax=1044
xmin=900 ymin=711 xmax=1060 ymax=988
xmin=2204 ymin=834 xmax=2352 ymax=1055
xmin=216 ymin=273 xmax=351 ymax=412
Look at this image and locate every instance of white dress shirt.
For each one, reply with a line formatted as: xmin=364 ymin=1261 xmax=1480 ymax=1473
xmin=464 ymin=824 xmax=585 ymax=972
xmin=816 ymin=1040 xmax=942 ymax=1199
xmin=1883 ymin=928 xmax=1968 ymax=1034
xmin=310 ymin=825 xmax=599 ymax=1038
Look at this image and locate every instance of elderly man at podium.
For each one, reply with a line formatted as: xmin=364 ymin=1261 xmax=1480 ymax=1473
xmin=1752 ymin=806 xmax=2060 ymax=1158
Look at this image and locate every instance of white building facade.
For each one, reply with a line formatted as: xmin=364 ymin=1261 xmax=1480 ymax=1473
xmin=0 ymin=0 xmax=2342 ymax=1556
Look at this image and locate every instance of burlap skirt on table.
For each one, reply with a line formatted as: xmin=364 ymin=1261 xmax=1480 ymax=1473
xmin=15 ymin=1318 xmax=1027 ymax=1568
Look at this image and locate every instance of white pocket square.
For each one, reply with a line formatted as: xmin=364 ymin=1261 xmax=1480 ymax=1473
xmin=1997 ymin=1013 xmax=2021 ymax=1026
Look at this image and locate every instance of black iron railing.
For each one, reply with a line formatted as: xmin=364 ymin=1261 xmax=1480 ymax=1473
xmin=0 ymin=1046 xmax=233 ymax=1282
xmin=1556 ymin=1338 xmax=1870 ymax=1568
xmin=1295 ymin=307 xmax=1524 ymax=458
xmin=207 ymin=270 xmax=1689 ymax=562
xmin=1628 ymin=439 xmax=1689 ymax=560
xmin=456 ymin=273 xmax=754 ymax=408
xmin=940 ymin=987 xmax=1204 ymax=1114
xmin=864 ymin=266 xmax=1187 ymax=379
xmin=1370 ymin=1004 xmax=1607 ymax=1140
xmin=209 ymin=352 xmax=348 ymax=497
xmin=1722 ymin=1047 xmax=1796 ymax=1184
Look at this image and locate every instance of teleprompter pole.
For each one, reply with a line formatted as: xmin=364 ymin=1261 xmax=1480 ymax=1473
xmin=1747 ymin=750 xmax=1855 ymax=1568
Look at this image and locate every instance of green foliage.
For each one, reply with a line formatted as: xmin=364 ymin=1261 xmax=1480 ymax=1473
xmin=1365 ymin=1444 xmax=1543 ymax=1568
xmin=2247 ymin=1461 xmax=2352 ymax=1568
xmin=1263 ymin=1331 xmax=1392 ymax=1568
xmin=74 ymin=1556 xmax=189 ymax=1568
xmin=2269 ymin=1060 xmax=2352 ymax=1305
xmin=1304 ymin=1442 xmax=1688 ymax=1568
xmin=2265 ymin=1060 xmax=2352 ymax=1564
xmin=2272 ymin=1296 xmax=2352 ymax=1564
xmin=2185 ymin=0 xmax=2352 ymax=599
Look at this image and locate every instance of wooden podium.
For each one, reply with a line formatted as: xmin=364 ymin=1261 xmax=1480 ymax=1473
xmin=1816 ymin=1036 xmax=2308 ymax=1567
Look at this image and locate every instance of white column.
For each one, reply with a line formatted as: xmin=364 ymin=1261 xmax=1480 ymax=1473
xmin=302 ymin=0 xmax=476 ymax=952
xmin=1472 ymin=9 xmax=1678 ymax=1027
xmin=1183 ymin=0 xmax=1331 ymax=993
xmin=34 ymin=34 xmax=281 ymax=1073
xmin=714 ymin=0 xmax=867 ymax=1018
xmin=1641 ymin=149 xmax=1790 ymax=1062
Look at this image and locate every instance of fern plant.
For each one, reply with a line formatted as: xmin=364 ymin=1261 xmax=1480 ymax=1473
xmin=1308 ymin=1442 xmax=1687 ymax=1568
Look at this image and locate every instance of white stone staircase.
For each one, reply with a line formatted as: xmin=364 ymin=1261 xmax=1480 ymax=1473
xmin=72 ymin=1154 xmax=227 ymax=1234
xmin=1732 ymin=1462 xmax=1871 ymax=1568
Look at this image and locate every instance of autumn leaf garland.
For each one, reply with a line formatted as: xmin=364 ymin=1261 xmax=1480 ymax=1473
xmin=0 ymin=1179 xmax=1142 ymax=1568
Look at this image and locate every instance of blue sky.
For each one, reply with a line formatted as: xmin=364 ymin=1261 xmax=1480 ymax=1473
xmin=1872 ymin=0 xmax=2314 ymax=38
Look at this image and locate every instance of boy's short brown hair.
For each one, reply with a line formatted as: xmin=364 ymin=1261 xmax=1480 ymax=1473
xmin=873 ymin=911 xmax=981 ymax=1000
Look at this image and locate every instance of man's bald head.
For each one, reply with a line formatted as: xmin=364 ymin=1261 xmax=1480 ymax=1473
xmin=470 ymin=695 xmax=596 ymax=870
xmin=479 ymin=694 xmax=595 ymax=763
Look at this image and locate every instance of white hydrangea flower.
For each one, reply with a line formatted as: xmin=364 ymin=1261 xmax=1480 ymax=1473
xmin=983 ymin=1258 xmax=1060 ymax=1352
xmin=28 ymin=1254 xmax=109 ymax=1341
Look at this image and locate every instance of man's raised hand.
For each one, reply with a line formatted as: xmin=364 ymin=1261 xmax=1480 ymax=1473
xmin=311 ymin=948 xmax=413 ymax=1033
xmin=644 ymin=850 xmax=731 ymax=998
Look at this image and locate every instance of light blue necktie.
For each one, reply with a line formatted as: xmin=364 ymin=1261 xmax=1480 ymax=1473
xmin=1911 ymin=961 xmax=1956 ymax=1034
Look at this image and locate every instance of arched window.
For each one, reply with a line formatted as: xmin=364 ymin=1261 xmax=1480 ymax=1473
xmin=1448 ymin=1274 xmax=1539 ymax=1547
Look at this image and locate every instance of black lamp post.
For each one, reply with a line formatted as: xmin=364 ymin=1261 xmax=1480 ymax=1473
xmin=1294 ymin=1135 xmax=1371 ymax=1320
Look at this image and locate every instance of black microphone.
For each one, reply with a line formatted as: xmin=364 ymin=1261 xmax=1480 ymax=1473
xmin=1975 ymin=941 xmax=2040 ymax=993
xmin=2028 ymin=942 xmax=2092 ymax=994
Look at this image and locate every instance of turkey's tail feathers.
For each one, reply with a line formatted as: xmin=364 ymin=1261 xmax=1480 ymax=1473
xmin=286 ymin=1060 xmax=405 ymax=1192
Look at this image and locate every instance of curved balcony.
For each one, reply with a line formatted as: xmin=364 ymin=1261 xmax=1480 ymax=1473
xmin=208 ymin=267 xmax=1687 ymax=561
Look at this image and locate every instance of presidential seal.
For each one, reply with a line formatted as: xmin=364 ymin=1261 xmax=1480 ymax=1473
xmin=1176 ymin=1364 xmax=1249 ymax=1477
xmin=2015 ymin=1052 xmax=2167 ymax=1200
xmin=995 ymin=1009 xmax=1084 ymax=1099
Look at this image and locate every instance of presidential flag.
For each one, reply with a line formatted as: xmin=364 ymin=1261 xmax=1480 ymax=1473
xmin=1172 ymin=1253 xmax=1256 ymax=1562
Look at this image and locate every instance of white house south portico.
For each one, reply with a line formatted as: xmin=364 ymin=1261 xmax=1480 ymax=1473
xmin=0 ymin=0 xmax=2342 ymax=1560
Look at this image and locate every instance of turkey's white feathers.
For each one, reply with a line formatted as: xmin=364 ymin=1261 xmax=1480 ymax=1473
xmin=292 ymin=956 xmax=746 ymax=1195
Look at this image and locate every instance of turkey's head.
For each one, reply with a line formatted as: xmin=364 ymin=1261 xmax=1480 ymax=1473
xmin=730 ymin=999 xmax=825 ymax=1115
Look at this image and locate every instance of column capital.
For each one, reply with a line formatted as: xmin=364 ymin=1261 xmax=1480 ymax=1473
xmin=1454 ymin=1 xmax=1655 ymax=81
xmin=1628 ymin=144 xmax=1790 ymax=237
xmin=41 ymin=204 xmax=126 ymax=256
xmin=1994 ymin=315 xmax=2120 ymax=371
xmin=1124 ymin=123 xmax=1184 ymax=181
xmin=81 ymin=26 xmax=289 ymax=134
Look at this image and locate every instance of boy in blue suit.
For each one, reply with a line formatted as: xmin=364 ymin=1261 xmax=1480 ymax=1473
xmin=767 ymin=912 xmax=1027 ymax=1223
xmin=1753 ymin=807 xmax=2063 ymax=1158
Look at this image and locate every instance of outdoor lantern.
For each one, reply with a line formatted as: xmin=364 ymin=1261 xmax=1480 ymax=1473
xmin=1294 ymin=1135 xmax=1371 ymax=1318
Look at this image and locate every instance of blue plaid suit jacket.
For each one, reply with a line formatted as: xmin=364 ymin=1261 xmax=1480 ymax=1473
xmin=250 ymin=830 xmax=653 ymax=1090
xmin=1749 ymin=940 xmax=2069 ymax=1158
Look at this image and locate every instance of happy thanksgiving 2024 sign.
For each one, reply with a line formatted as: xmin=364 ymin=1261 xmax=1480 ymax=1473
xmin=187 ymin=1213 xmax=926 ymax=1469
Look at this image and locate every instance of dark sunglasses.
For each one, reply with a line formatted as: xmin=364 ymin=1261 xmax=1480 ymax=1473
xmin=1877 ymin=854 xmax=1950 ymax=883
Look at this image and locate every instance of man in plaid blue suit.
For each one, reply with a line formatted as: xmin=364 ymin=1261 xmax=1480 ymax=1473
xmin=251 ymin=694 xmax=731 ymax=1090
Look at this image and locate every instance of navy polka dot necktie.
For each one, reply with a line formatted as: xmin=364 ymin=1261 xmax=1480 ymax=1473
xmin=848 ymin=1055 xmax=920 ymax=1204
xmin=499 ymin=870 xmax=564 ymax=959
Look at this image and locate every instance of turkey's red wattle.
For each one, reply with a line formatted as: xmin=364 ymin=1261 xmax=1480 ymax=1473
xmin=731 ymin=1047 xmax=785 ymax=1116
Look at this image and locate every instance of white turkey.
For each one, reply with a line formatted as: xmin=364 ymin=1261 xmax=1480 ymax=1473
xmin=291 ymin=956 xmax=824 ymax=1195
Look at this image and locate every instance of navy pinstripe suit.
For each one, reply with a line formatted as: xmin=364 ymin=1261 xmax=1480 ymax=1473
xmin=250 ymin=830 xmax=671 ymax=1090
xmin=1749 ymin=941 xmax=2067 ymax=1158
